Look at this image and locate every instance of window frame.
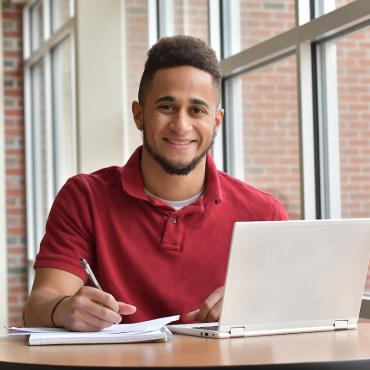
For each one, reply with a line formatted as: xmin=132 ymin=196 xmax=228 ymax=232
xmin=0 ymin=0 xmax=8 ymax=328
xmin=23 ymin=0 xmax=76 ymax=287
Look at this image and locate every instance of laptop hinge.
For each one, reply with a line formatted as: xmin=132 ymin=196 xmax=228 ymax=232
xmin=230 ymin=327 xmax=245 ymax=337
xmin=334 ymin=320 xmax=348 ymax=330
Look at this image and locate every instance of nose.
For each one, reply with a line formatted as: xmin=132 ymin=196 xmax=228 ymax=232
xmin=170 ymin=110 xmax=192 ymax=135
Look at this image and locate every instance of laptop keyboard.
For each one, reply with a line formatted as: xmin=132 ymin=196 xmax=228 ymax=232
xmin=193 ymin=326 xmax=219 ymax=331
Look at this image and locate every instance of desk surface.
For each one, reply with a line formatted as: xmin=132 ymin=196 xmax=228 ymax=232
xmin=2 ymin=323 xmax=370 ymax=369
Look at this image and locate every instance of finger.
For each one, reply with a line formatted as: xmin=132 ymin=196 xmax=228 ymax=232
xmin=204 ymin=300 xmax=223 ymax=322
xmin=197 ymin=286 xmax=224 ymax=322
xmin=118 ymin=302 xmax=136 ymax=315
xmin=74 ymin=311 xmax=115 ymax=332
xmin=71 ymin=293 xmax=122 ymax=324
xmin=80 ymin=287 xmax=120 ymax=312
xmin=183 ymin=309 xmax=200 ymax=323
xmin=85 ymin=300 xmax=122 ymax=324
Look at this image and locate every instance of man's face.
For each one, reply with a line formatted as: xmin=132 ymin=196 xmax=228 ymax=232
xmin=132 ymin=66 xmax=224 ymax=175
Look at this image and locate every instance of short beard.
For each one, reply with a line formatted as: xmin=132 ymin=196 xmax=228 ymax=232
xmin=143 ymin=129 xmax=216 ymax=176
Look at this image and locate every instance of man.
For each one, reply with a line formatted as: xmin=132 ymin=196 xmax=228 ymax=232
xmin=23 ymin=35 xmax=288 ymax=331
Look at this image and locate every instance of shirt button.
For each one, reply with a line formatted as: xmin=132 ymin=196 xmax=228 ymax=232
xmin=172 ymin=217 xmax=177 ymax=224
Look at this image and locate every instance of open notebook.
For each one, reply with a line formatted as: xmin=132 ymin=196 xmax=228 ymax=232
xmin=9 ymin=315 xmax=179 ymax=345
xmin=168 ymin=219 xmax=370 ymax=338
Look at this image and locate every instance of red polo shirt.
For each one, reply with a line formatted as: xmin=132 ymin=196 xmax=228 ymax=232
xmin=35 ymin=146 xmax=288 ymax=322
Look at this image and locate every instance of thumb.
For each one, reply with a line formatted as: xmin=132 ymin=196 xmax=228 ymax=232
xmin=182 ymin=309 xmax=200 ymax=323
xmin=118 ymin=302 xmax=137 ymax=315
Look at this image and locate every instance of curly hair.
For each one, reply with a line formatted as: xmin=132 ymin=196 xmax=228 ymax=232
xmin=138 ymin=35 xmax=221 ymax=104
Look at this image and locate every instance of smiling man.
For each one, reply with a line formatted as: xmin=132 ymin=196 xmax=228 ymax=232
xmin=23 ymin=35 xmax=288 ymax=331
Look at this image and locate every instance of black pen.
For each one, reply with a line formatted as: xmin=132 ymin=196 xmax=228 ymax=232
xmin=80 ymin=258 xmax=102 ymax=290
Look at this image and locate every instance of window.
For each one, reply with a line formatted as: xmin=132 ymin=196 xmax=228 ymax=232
xmin=156 ymin=0 xmax=209 ymax=41
xmin=228 ymin=56 xmax=301 ymax=219
xmin=219 ymin=0 xmax=370 ymax=305
xmin=30 ymin=1 xmax=43 ymax=52
xmin=51 ymin=0 xmax=70 ymax=32
xmin=30 ymin=59 xmax=49 ymax=244
xmin=51 ymin=36 xmax=76 ymax=190
xmin=123 ymin=0 xmax=150 ymax=155
xmin=336 ymin=27 xmax=370 ymax=220
xmin=315 ymin=0 xmax=357 ymax=17
xmin=315 ymin=26 xmax=370 ymax=294
xmin=24 ymin=0 xmax=76 ymax=280
xmin=223 ymin=0 xmax=295 ymax=56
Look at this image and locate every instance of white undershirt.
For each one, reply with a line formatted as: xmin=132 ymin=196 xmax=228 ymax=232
xmin=144 ymin=188 xmax=204 ymax=211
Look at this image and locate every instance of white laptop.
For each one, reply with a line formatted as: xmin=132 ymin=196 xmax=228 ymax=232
xmin=168 ymin=219 xmax=370 ymax=338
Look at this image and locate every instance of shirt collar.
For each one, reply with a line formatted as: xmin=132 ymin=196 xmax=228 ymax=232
xmin=121 ymin=146 xmax=223 ymax=205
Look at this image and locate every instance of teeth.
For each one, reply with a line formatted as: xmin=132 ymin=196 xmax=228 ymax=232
xmin=169 ymin=140 xmax=192 ymax=145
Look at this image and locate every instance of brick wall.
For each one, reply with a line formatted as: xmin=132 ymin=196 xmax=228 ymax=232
xmin=3 ymin=1 xmax=27 ymax=326
xmin=240 ymin=0 xmax=295 ymax=49
xmin=174 ymin=0 xmax=209 ymax=42
xmin=338 ymin=28 xmax=370 ymax=220
xmin=242 ymin=57 xmax=301 ymax=219
xmin=125 ymin=0 xmax=148 ymax=154
xmin=239 ymin=1 xmax=299 ymax=218
xmin=337 ymin=27 xmax=370 ymax=292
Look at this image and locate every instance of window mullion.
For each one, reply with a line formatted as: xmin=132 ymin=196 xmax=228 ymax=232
xmin=147 ymin=0 xmax=158 ymax=48
xmin=297 ymin=43 xmax=317 ymax=220
xmin=42 ymin=0 xmax=50 ymax=40
xmin=43 ymin=52 xmax=55 ymax=208
xmin=296 ymin=0 xmax=317 ymax=220
xmin=209 ymin=0 xmax=224 ymax=170
xmin=157 ymin=0 xmax=174 ymax=37
xmin=316 ymin=41 xmax=341 ymax=219
xmin=221 ymin=0 xmax=243 ymax=179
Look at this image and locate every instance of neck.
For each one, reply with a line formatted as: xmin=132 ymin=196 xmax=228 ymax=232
xmin=140 ymin=147 xmax=207 ymax=201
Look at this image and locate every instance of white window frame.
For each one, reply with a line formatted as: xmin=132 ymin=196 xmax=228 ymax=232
xmin=24 ymin=0 xmax=76 ymax=287
xmin=0 ymin=0 xmax=8 ymax=328
xmin=208 ymin=0 xmax=223 ymax=169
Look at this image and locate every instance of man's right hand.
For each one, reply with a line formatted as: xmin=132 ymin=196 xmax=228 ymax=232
xmin=23 ymin=267 xmax=136 ymax=331
xmin=53 ymin=286 xmax=136 ymax=331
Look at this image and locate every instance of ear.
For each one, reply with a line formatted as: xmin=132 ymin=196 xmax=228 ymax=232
xmin=132 ymin=101 xmax=144 ymax=131
xmin=214 ymin=108 xmax=224 ymax=134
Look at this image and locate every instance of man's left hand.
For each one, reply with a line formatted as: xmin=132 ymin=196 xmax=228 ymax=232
xmin=183 ymin=286 xmax=224 ymax=323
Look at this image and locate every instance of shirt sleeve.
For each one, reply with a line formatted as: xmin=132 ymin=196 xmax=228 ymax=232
xmin=271 ymin=197 xmax=289 ymax=221
xmin=34 ymin=176 xmax=94 ymax=281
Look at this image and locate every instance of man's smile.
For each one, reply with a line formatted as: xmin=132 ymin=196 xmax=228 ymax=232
xmin=163 ymin=137 xmax=198 ymax=148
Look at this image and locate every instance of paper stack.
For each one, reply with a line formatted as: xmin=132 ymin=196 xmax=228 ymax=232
xmin=9 ymin=315 xmax=179 ymax=346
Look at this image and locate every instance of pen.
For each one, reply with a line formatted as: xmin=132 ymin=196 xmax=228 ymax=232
xmin=80 ymin=258 xmax=102 ymax=290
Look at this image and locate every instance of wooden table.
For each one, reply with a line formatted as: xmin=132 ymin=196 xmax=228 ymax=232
xmin=2 ymin=324 xmax=370 ymax=369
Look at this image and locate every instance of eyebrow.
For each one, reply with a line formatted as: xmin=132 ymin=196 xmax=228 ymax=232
xmin=154 ymin=96 xmax=210 ymax=109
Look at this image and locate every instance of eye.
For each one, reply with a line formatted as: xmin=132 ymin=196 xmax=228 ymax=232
xmin=159 ymin=104 xmax=175 ymax=111
xmin=192 ymin=107 xmax=206 ymax=115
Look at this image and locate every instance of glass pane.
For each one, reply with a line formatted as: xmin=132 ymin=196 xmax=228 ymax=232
xmin=336 ymin=26 xmax=370 ymax=292
xmin=316 ymin=0 xmax=356 ymax=17
xmin=124 ymin=0 xmax=149 ymax=155
xmin=52 ymin=37 xmax=76 ymax=191
xmin=51 ymin=0 xmax=70 ymax=32
xmin=173 ymin=0 xmax=209 ymax=42
xmin=31 ymin=59 xmax=49 ymax=236
xmin=232 ymin=55 xmax=301 ymax=219
xmin=30 ymin=1 xmax=43 ymax=52
xmin=224 ymin=0 xmax=295 ymax=57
